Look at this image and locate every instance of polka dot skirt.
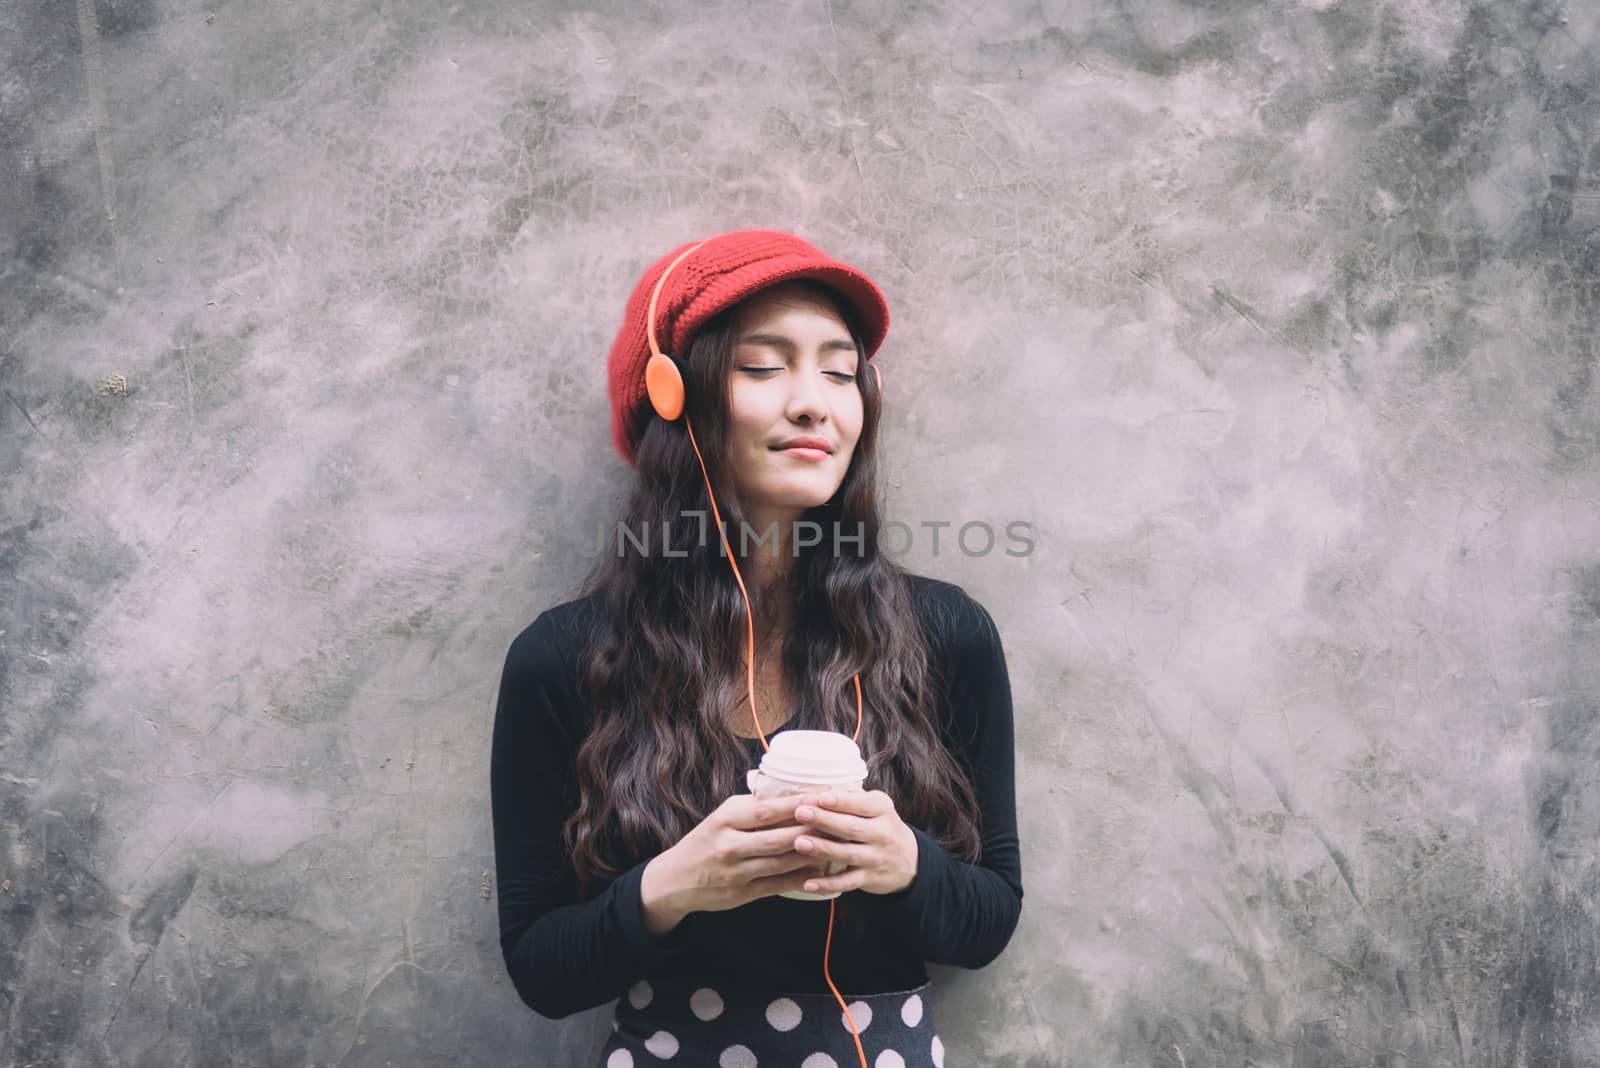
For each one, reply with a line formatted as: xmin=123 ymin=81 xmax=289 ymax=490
xmin=596 ymin=975 xmax=946 ymax=1067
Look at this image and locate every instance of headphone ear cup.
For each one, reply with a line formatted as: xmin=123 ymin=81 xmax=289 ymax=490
xmin=646 ymin=352 xmax=686 ymax=420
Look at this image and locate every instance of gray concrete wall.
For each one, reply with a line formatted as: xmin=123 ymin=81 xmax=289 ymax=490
xmin=4 ymin=0 xmax=1598 ymax=1065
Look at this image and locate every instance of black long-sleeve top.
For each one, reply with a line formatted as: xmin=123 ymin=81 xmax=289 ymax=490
xmin=490 ymin=574 xmax=1023 ymax=1020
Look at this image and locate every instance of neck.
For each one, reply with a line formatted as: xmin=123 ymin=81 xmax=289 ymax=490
xmin=748 ymin=572 xmax=791 ymax=648
xmin=741 ymin=502 xmax=801 ymax=600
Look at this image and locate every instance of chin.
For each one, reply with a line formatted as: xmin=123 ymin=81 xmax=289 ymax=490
xmin=754 ymin=475 xmax=840 ymax=511
xmin=774 ymin=488 xmax=837 ymax=511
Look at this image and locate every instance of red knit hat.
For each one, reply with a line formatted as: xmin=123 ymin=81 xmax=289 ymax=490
xmin=605 ymin=228 xmax=890 ymax=466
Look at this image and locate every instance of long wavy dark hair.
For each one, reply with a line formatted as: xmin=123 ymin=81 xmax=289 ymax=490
xmin=564 ymin=279 xmax=982 ymax=895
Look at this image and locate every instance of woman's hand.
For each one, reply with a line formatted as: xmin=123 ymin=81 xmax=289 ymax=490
xmin=642 ymin=793 xmax=834 ymax=932
xmin=790 ymin=789 xmax=919 ymax=896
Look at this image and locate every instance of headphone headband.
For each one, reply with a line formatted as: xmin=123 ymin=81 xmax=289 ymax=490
xmin=646 ymin=239 xmax=709 ymax=362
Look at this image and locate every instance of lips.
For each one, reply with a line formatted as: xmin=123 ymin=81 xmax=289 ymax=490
xmin=772 ymin=437 xmax=833 ymax=453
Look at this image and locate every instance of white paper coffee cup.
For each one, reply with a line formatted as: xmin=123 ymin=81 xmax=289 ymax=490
xmin=745 ymin=730 xmax=868 ymax=901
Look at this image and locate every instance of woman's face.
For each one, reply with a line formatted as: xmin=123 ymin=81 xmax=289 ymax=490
xmin=724 ymin=281 xmax=864 ymax=531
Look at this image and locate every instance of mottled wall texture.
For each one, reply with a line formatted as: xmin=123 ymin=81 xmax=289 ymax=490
xmin=3 ymin=0 xmax=1598 ymax=1064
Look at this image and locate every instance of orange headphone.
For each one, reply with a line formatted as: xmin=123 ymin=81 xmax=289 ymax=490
xmin=643 ymin=240 xmax=879 ymax=1068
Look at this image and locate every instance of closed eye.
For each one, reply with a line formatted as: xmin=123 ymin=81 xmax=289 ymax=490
xmin=738 ymin=368 xmax=856 ymax=382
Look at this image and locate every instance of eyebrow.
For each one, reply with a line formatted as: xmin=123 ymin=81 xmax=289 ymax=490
xmin=736 ymin=332 xmax=857 ymax=355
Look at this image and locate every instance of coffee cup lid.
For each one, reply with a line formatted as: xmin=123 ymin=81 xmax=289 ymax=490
xmin=756 ymin=729 xmax=868 ymax=785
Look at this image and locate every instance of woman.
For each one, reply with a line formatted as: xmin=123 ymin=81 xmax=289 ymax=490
xmin=490 ymin=229 xmax=1023 ymax=1068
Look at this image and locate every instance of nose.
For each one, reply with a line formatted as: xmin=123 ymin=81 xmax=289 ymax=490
xmin=784 ymin=366 xmax=829 ymax=425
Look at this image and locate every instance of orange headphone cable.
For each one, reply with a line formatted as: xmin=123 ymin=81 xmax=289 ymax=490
xmin=680 ymin=414 xmax=870 ymax=1068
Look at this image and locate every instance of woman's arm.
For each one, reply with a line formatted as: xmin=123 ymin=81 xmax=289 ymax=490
xmin=490 ymin=608 xmax=693 ymax=1019
xmin=877 ymin=584 xmax=1024 ymax=968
